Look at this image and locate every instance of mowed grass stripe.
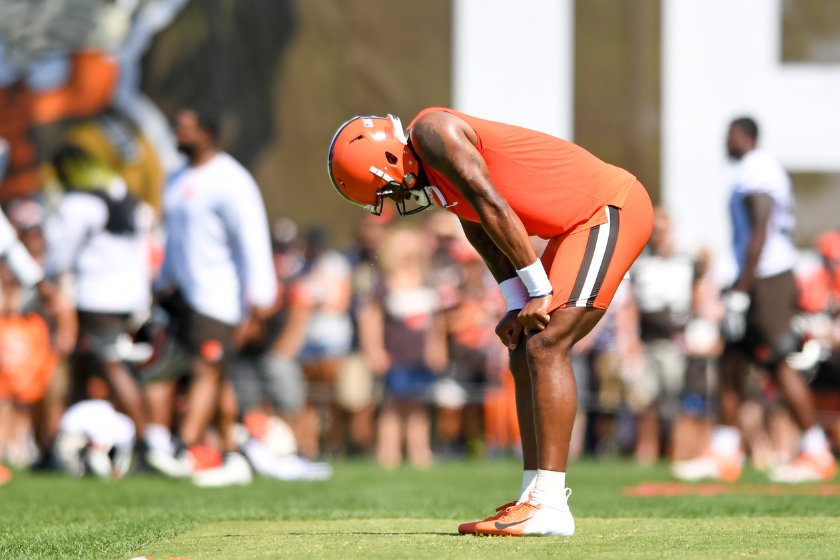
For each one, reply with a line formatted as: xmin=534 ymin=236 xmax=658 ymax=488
xmin=1 ymin=461 xmax=838 ymax=559
xmin=130 ymin=517 xmax=840 ymax=560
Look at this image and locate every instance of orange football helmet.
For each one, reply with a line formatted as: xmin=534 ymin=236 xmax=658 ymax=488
xmin=328 ymin=114 xmax=433 ymax=216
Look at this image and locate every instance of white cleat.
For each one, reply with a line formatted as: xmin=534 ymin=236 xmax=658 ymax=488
xmin=768 ymin=452 xmax=838 ymax=483
xmin=192 ymin=452 xmax=253 ymax=487
xmin=520 ymin=504 xmax=576 ymax=537
xmin=474 ymin=489 xmax=575 ymax=536
xmin=672 ymin=449 xmax=743 ymax=483
xmin=146 ymin=448 xmax=193 ymax=478
xmin=242 ymin=439 xmax=333 ymax=481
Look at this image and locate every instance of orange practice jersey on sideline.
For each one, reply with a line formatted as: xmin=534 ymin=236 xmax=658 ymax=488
xmin=0 ymin=313 xmax=57 ymax=404
xmin=408 ymin=108 xmax=637 ymax=239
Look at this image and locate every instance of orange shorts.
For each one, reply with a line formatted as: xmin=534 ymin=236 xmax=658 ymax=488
xmin=542 ymin=180 xmax=653 ymax=313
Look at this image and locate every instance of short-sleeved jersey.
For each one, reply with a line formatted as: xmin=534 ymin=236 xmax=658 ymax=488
xmin=728 ymin=149 xmax=796 ymax=279
xmin=408 ymin=108 xmax=637 ymax=239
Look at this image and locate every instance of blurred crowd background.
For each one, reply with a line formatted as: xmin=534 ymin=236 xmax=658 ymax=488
xmin=0 ymin=0 xmax=840 ymax=482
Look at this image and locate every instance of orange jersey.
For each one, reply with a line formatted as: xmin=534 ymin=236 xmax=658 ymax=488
xmin=0 ymin=313 xmax=57 ymax=404
xmin=408 ymin=108 xmax=637 ymax=239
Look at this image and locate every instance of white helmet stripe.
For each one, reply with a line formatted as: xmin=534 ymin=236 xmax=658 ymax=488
xmin=388 ymin=115 xmax=408 ymax=145
xmin=370 ymin=166 xmax=396 ymax=183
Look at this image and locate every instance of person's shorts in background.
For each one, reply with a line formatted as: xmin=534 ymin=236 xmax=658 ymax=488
xmin=77 ymin=311 xmax=131 ymax=363
xmin=384 ymin=365 xmax=436 ymax=401
xmin=161 ymin=291 xmax=235 ymax=365
xmin=230 ymin=352 xmax=306 ymax=415
xmin=299 ymin=339 xmax=352 ymax=364
xmin=626 ymin=338 xmax=686 ymax=413
xmin=726 ymin=270 xmax=798 ymax=366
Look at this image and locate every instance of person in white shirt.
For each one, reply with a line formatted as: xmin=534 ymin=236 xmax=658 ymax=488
xmin=47 ymin=146 xmax=152 ymax=443
xmin=674 ymin=117 xmax=836 ymax=483
xmin=147 ymin=109 xmax=276 ymax=486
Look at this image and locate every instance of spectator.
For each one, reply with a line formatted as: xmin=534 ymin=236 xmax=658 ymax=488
xmin=626 ymin=206 xmax=696 ymax=463
xmin=293 ymin=227 xmax=354 ymax=458
xmin=4 ymin=198 xmax=77 ymax=465
xmin=0 ymin=263 xmax=59 ymax=468
xmin=47 ymin=146 xmax=152 ymax=448
xmin=146 ymin=108 xmax=276 ymax=486
xmin=229 ymin=218 xmax=307 ymax=450
xmin=338 ymin=209 xmax=397 ymax=457
xmin=358 ymin=226 xmax=447 ymax=468
xmin=675 ymin=117 xmax=836 ymax=483
xmin=798 ymin=231 xmax=840 ymax=452
xmin=436 ymin=239 xmax=504 ymax=456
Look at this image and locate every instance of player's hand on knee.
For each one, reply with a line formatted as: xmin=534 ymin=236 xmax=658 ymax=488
xmin=518 ymin=295 xmax=551 ymax=333
xmin=495 ymin=310 xmax=524 ymax=349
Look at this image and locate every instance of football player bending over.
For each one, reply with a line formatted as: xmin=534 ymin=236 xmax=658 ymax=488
xmin=328 ymin=108 xmax=653 ymax=536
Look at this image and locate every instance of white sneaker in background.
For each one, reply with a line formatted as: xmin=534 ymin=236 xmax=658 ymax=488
xmin=146 ymin=447 xmax=193 ymax=478
xmin=242 ymin=439 xmax=333 ymax=481
xmin=672 ymin=448 xmax=743 ymax=482
xmin=192 ymin=452 xmax=253 ymax=487
xmin=768 ymin=452 xmax=838 ymax=483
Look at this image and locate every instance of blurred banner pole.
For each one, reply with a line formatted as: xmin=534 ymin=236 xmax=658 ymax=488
xmin=452 ymin=0 xmax=574 ymax=141
xmin=662 ymin=0 xmax=840 ymax=281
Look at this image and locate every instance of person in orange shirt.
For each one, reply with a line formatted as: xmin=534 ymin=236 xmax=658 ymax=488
xmin=328 ymin=108 xmax=653 ymax=536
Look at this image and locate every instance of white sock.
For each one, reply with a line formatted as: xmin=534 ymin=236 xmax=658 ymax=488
xmin=145 ymin=424 xmax=174 ymax=455
xmin=800 ymin=426 xmax=831 ymax=456
xmin=516 ymin=469 xmax=537 ymax=504
xmin=709 ymin=426 xmax=741 ymax=456
xmin=529 ymin=469 xmax=567 ymax=510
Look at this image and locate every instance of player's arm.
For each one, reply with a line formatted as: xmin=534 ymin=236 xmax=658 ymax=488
xmin=459 ymin=218 xmax=525 ymax=348
xmin=458 ymin=218 xmax=517 ymax=283
xmin=411 ymin=112 xmax=551 ymax=333
xmin=733 ymin=193 xmax=772 ymax=293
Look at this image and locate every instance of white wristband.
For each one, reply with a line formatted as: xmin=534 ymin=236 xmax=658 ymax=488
xmin=516 ymin=260 xmax=553 ymax=298
xmin=499 ymin=277 xmax=528 ymax=312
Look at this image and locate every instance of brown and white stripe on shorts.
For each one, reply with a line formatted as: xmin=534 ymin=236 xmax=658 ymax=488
xmin=566 ymin=206 xmax=620 ymax=308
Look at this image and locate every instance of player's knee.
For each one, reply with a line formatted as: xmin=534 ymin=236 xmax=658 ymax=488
xmin=526 ymin=326 xmax=575 ymax=364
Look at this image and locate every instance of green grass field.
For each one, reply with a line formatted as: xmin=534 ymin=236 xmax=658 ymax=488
xmin=2 ymin=460 xmax=838 ymax=559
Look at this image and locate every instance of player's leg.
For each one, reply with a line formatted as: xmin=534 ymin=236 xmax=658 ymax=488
xmin=719 ymin=348 xmax=748 ymax=428
xmin=457 ymin=296 xmax=542 ymax=535
xmin=510 ymin=341 xmax=538 ymax=494
xmin=528 ymin=306 xmax=604 ymax=472
xmin=769 ymin=360 xmax=837 ymax=482
xmin=476 ymin=182 xmax=653 ymax=537
xmin=79 ymin=312 xmax=147 ymax=439
xmin=748 ymin=271 xmax=834 ymax=482
xmin=192 ymin=379 xmax=253 ymax=487
xmin=179 ymin=357 xmax=222 ymax=445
